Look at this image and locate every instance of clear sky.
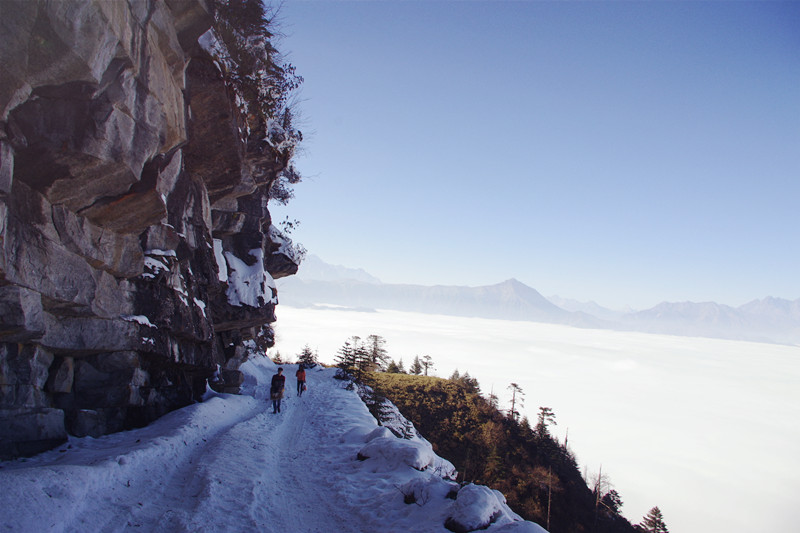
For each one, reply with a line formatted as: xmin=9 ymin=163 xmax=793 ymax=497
xmin=270 ymin=0 xmax=800 ymax=310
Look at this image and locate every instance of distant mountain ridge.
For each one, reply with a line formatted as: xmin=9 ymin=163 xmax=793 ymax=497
xmin=295 ymin=255 xmax=382 ymax=284
xmin=623 ymin=298 xmax=800 ymax=344
xmin=279 ymin=256 xmax=800 ymax=345
xmin=547 ymin=295 xmax=630 ymax=321
xmin=278 ymin=277 xmax=604 ymax=328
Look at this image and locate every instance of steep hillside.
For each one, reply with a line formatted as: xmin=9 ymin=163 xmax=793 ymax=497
xmin=362 ymin=372 xmax=638 ymax=533
xmin=0 ymin=0 xmax=303 ymax=458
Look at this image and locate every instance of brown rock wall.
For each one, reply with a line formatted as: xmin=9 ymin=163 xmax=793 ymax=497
xmin=0 ymin=0 xmax=301 ymax=459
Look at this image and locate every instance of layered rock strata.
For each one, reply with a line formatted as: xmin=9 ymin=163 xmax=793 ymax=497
xmin=0 ymin=0 xmax=301 ymax=458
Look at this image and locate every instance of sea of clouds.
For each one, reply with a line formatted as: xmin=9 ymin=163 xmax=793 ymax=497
xmin=272 ymin=305 xmax=800 ymax=533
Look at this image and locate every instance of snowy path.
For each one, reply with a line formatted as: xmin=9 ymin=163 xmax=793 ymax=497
xmin=170 ymin=374 xmax=363 ymax=532
xmin=0 ymin=358 xmax=544 ymax=533
xmin=0 ymin=364 xmax=360 ymax=532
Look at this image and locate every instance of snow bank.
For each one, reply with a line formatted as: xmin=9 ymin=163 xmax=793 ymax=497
xmin=445 ymin=483 xmax=529 ymax=532
xmin=349 ymin=403 xmax=534 ymax=532
xmin=0 ymin=394 xmax=262 ymax=532
xmin=334 ymin=375 xmax=541 ymax=532
xmin=0 ymin=357 xmax=546 ymax=533
xmin=399 ymin=476 xmax=459 ymax=506
xmin=238 ymin=350 xmax=278 ymax=399
xmin=357 ymin=435 xmax=438 ymax=472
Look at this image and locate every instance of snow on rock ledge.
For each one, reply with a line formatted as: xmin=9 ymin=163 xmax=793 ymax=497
xmin=224 ymin=248 xmax=277 ymax=308
xmin=213 ymin=239 xmax=228 ymax=282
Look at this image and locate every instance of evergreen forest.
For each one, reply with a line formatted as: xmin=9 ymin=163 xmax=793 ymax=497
xmin=361 ymin=372 xmax=641 ymax=533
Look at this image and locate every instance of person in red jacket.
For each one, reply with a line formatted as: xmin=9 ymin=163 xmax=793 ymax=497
xmin=296 ymin=365 xmax=306 ymax=397
xmin=270 ymin=367 xmax=285 ymax=413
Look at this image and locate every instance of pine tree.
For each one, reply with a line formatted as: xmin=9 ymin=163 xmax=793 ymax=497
xmin=508 ymin=383 xmax=525 ymax=421
xmin=410 ymin=356 xmax=423 ymax=375
xmin=486 ymin=392 xmax=499 ymax=409
xmin=365 ymin=334 xmax=389 ymax=371
xmin=352 ymin=338 xmax=371 ymax=381
xmin=335 ymin=339 xmax=356 ymax=374
xmin=296 ymin=344 xmax=317 ymax=366
xmin=536 ymin=406 xmax=557 ymax=437
xmin=449 ymin=370 xmax=481 ymax=393
xmin=600 ymin=489 xmax=623 ymax=515
xmin=484 ymin=446 xmax=506 ymax=478
xmin=421 ymin=355 xmax=434 ymax=376
xmin=639 ymin=506 xmax=669 ymax=533
xmin=460 ymin=371 xmax=480 ymax=394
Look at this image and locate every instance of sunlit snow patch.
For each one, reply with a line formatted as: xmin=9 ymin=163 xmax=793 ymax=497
xmin=121 ymin=315 xmax=155 ymax=328
xmin=213 ymin=239 xmax=228 ymax=283
xmin=224 ymin=248 xmax=276 ymax=307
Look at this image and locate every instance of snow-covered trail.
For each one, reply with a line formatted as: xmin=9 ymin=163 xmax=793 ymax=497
xmin=167 ymin=368 xmax=366 ymax=532
xmin=0 ymin=358 xmax=545 ymax=533
xmin=0 ymin=364 xmax=360 ymax=532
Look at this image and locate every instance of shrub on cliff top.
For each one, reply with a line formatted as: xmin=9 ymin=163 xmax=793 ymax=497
xmin=208 ymin=0 xmax=304 ymax=202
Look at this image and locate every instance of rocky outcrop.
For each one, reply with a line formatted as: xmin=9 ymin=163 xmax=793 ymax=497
xmin=0 ymin=0 xmax=302 ymax=458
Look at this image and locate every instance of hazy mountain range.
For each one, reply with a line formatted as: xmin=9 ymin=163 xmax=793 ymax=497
xmin=277 ymin=255 xmax=800 ymax=345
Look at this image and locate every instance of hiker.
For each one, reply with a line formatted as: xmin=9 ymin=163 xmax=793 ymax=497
xmin=270 ymin=367 xmax=286 ymax=413
xmin=296 ymin=364 xmax=306 ymax=397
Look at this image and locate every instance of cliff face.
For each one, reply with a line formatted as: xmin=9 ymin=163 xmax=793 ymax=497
xmin=0 ymin=0 xmax=301 ymax=458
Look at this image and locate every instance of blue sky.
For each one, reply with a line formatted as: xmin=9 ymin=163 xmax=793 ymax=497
xmin=271 ymin=0 xmax=800 ymax=310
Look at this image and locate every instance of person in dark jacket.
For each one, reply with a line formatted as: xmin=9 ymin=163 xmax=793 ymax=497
xmin=296 ymin=365 xmax=306 ymax=397
xmin=270 ymin=367 xmax=286 ymax=413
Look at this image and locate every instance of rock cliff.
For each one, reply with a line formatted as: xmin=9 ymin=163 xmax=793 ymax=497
xmin=0 ymin=0 xmax=302 ymax=458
